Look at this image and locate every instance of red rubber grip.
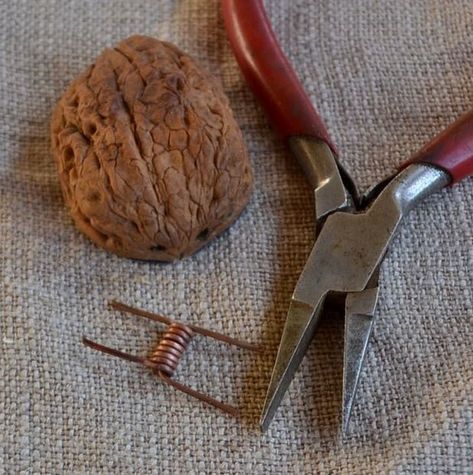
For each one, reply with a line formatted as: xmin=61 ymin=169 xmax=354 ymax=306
xmin=406 ymin=110 xmax=473 ymax=183
xmin=222 ymin=0 xmax=337 ymax=155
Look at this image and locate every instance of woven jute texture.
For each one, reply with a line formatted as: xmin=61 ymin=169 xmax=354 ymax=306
xmin=1 ymin=0 xmax=472 ymax=473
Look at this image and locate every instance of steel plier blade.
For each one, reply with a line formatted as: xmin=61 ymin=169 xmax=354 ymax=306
xmin=222 ymin=0 xmax=473 ymax=433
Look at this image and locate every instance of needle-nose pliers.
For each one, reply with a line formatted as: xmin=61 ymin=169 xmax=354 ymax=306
xmin=222 ymin=0 xmax=473 ymax=433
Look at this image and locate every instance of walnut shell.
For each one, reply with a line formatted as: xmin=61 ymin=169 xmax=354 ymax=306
xmin=51 ymin=35 xmax=253 ymax=261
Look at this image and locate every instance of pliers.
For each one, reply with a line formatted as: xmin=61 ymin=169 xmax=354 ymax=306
xmin=222 ymin=0 xmax=473 ymax=433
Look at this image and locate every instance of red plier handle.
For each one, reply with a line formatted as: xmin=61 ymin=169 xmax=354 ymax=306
xmin=222 ymin=0 xmax=473 ymax=184
xmin=221 ymin=0 xmax=337 ymax=155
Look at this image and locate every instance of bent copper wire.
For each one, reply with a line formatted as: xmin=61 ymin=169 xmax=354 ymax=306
xmin=83 ymin=301 xmax=263 ymax=416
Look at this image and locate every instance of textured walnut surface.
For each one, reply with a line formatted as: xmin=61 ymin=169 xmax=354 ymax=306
xmin=51 ymin=35 xmax=253 ymax=260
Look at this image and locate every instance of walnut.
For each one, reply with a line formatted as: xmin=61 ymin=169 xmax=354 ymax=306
xmin=51 ymin=35 xmax=253 ymax=261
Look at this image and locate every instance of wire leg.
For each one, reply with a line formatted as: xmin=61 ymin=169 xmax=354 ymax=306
xmin=109 ymin=300 xmax=263 ymax=353
xmin=82 ymin=337 xmax=145 ymax=366
xmin=159 ymin=371 xmax=240 ymax=417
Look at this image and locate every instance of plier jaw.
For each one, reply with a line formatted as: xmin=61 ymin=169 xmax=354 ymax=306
xmin=222 ymin=0 xmax=473 ymax=434
xmin=260 ymin=286 xmax=380 ymax=433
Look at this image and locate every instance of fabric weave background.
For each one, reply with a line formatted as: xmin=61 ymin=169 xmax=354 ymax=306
xmin=0 ymin=0 xmax=472 ymax=473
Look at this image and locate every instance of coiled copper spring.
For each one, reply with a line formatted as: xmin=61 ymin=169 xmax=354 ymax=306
xmin=147 ymin=323 xmax=194 ymax=377
xmin=83 ymin=301 xmax=262 ymax=416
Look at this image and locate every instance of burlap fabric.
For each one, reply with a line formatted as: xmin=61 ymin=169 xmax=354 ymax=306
xmin=1 ymin=1 xmax=471 ymax=473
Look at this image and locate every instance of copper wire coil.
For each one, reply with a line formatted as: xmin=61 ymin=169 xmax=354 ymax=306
xmin=83 ymin=301 xmax=262 ymax=416
xmin=147 ymin=323 xmax=194 ymax=376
